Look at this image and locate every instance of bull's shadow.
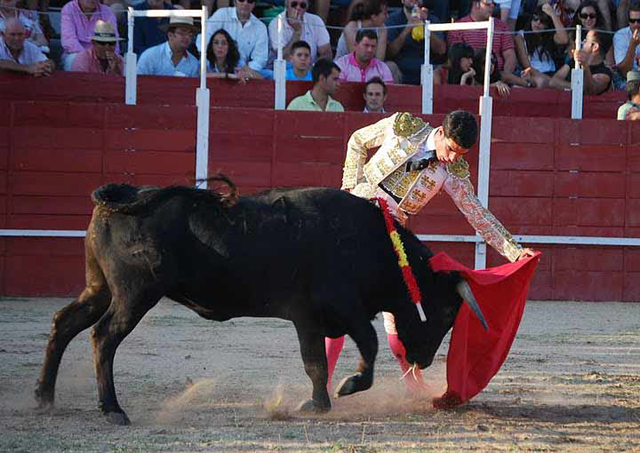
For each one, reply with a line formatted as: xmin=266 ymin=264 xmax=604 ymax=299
xmin=34 ymin=178 xmax=486 ymax=426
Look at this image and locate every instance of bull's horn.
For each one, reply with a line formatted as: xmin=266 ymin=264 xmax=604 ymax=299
xmin=456 ymin=281 xmax=488 ymax=331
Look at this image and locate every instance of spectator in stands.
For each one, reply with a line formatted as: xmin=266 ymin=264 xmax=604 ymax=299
xmin=0 ymin=17 xmax=53 ymax=75
xmin=614 ymin=1 xmax=640 ymax=78
xmin=569 ymin=1 xmax=614 ymax=65
xmin=514 ymin=4 xmax=568 ymax=89
xmin=133 ymin=0 xmax=175 ymax=56
xmin=336 ymin=0 xmax=388 ymax=60
xmin=287 ymin=58 xmax=344 ymax=111
xmin=138 ymin=16 xmax=199 ymax=77
xmin=70 ymin=20 xmax=124 ymax=75
xmin=197 ymin=0 xmax=268 ymax=76
xmin=435 ymin=42 xmax=476 ymax=85
xmin=267 ymin=0 xmax=331 ymax=63
xmin=473 ymin=49 xmax=511 ymax=95
xmin=550 ymin=29 xmax=613 ymax=94
xmin=313 ymin=0 xmax=351 ymax=24
xmin=363 ymin=76 xmax=387 ymax=112
xmin=61 ymin=0 xmax=120 ymax=71
xmin=448 ymin=0 xmax=517 ymax=80
xmin=0 ymin=0 xmax=48 ymax=51
xmin=495 ymin=0 xmax=520 ymax=30
xmin=206 ymin=27 xmax=261 ymax=81
xmin=286 ymin=39 xmax=311 ymax=80
xmin=335 ymin=29 xmax=393 ymax=83
xmin=617 ymin=70 xmax=640 ymax=118
xmin=385 ymin=0 xmax=446 ymax=85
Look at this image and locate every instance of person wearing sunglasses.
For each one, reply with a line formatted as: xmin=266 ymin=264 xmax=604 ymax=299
xmin=614 ymin=1 xmax=640 ymax=79
xmin=197 ymin=0 xmax=268 ymax=77
xmin=71 ymin=20 xmax=124 ymax=75
xmin=514 ymin=4 xmax=568 ymax=88
xmin=267 ymin=0 xmax=332 ymax=63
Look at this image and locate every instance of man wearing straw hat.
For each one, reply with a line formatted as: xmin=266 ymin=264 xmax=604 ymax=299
xmin=138 ymin=15 xmax=200 ymax=77
xmin=71 ymin=20 xmax=124 ymax=75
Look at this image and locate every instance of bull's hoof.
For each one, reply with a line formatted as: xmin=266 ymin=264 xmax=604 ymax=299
xmin=104 ymin=411 xmax=131 ymax=426
xmin=295 ymin=399 xmax=331 ymax=414
xmin=34 ymin=389 xmax=54 ymax=412
xmin=334 ymin=372 xmax=372 ymax=398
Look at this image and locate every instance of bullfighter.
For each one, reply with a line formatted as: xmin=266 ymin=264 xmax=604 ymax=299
xmin=326 ymin=110 xmax=535 ymax=394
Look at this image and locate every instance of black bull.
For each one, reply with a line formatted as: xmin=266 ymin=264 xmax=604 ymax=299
xmin=35 ymin=179 xmax=484 ymax=425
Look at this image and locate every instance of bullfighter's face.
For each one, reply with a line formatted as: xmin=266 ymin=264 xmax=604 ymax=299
xmin=434 ymin=127 xmax=469 ymax=164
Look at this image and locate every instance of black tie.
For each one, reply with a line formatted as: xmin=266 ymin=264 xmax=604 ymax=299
xmin=406 ymin=150 xmax=437 ymax=172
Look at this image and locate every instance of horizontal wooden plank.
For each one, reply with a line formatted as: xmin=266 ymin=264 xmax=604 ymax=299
xmin=104 ymin=150 xmax=194 ymax=175
xmin=623 ymin=272 xmax=640 ymax=301
xmin=12 ymin=148 xmax=102 ymax=173
xmin=12 ymin=102 xmax=104 ymax=128
xmin=271 ymin=162 xmax=342 ymax=187
xmin=10 ymin=172 xmax=102 ymax=196
xmin=553 ymin=247 xmax=624 ymax=271
xmin=490 ymin=197 xmax=553 ymax=226
xmin=207 ymin=161 xmax=272 ymax=188
xmin=528 ymin=270 xmax=552 ymax=300
xmin=10 ymin=196 xmax=93 ymax=216
xmin=208 ymin=134 xmax=273 ymax=161
xmin=490 ymin=170 xmax=554 ymax=197
xmin=553 ymin=198 xmax=626 ymax=226
xmin=552 ymin=270 xmax=624 ymax=301
xmin=275 ymin=111 xmax=345 ymax=137
xmin=556 ymin=118 xmax=629 ymax=145
xmin=491 ymin=143 xmax=555 ymax=171
xmin=274 ymin=136 xmax=344 ymax=163
xmin=5 ymin=237 xmax=85 ymax=256
xmin=555 ymin=144 xmax=627 ymax=172
xmin=210 ymin=109 xmax=274 ymax=135
xmin=12 ymin=127 xmax=102 ymax=150
xmin=105 ymin=129 xmax=196 ymax=152
xmin=492 ymin=116 xmax=556 ymax=144
xmin=6 ymin=214 xmax=91 ymax=230
xmin=555 ymin=171 xmax=626 ymax=198
xmin=3 ymin=254 xmax=85 ymax=297
xmin=106 ymin=104 xmax=196 ymax=130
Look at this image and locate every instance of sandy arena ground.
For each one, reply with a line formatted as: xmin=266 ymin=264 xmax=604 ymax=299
xmin=0 ymin=298 xmax=638 ymax=453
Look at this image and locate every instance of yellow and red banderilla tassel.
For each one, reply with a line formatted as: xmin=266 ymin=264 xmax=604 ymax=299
xmin=376 ymin=198 xmax=427 ymax=322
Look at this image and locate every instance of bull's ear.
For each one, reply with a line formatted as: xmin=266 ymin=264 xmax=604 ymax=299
xmin=456 ymin=281 xmax=488 ymax=330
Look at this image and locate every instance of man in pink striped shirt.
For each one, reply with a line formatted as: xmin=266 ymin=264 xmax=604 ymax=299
xmin=447 ymin=0 xmax=517 ymax=77
xmin=61 ymin=0 xmax=120 ymax=70
xmin=334 ymin=29 xmax=393 ymax=84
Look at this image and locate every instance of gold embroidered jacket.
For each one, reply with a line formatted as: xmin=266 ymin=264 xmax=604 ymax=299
xmin=341 ymin=113 xmax=523 ymax=263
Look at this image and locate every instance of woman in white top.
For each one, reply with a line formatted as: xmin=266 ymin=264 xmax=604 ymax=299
xmin=335 ymin=0 xmax=388 ymax=60
xmin=514 ymin=3 xmax=568 ymax=88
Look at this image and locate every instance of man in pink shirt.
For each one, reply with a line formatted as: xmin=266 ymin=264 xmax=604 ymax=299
xmin=334 ymin=29 xmax=393 ymax=84
xmin=71 ymin=20 xmax=124 ymax=75
xmin=447 ymin=0 xmax=516 ymax=76
xmin=61 ymin=0 xmax=119 ymax=70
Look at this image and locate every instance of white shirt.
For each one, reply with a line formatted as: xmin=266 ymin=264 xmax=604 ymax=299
xmin=614 ymin=26 xmax=640 ymax=69
xmin=267 ymin=11 xmax=330 ymax=62
xmin=0 ymin=37 xmax=47 ymax=65
xmin=198 ymin=7 xmax=268 ymax=71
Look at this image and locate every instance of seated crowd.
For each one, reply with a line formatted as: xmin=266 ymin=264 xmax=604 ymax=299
xmin=2 ymin=0 xmax=640 ymax=116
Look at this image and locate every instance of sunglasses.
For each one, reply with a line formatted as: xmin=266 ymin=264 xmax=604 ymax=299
xmin=236 ymin=0 xmax=256 ymax=4
xmin=290 ymin=1 xmax=308 ymax=8
xmin=579 ymin=13 xmax=596 ymax=19
xmin=532 ymin=14 xmax=542 ymax=21
xmin=629 ymin=17 xmax=640 ymax=23
xmin=95 ymin=41 xmax=116 ymax=46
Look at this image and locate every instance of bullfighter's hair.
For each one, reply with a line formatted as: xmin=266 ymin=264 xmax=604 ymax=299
xmin=92 ymin=174 xmax=238 ymax=214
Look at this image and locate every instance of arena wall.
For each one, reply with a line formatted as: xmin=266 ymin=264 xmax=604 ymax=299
xmin=0 ymin=73 xmax=637 ymax=300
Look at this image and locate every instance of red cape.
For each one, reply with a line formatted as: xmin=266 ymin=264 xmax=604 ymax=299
xmin=429 ymin=251 xmax=541 ymax=408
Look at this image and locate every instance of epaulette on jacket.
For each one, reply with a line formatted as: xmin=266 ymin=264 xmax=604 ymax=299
xmin=393 ymin=112 xmax=427 ymax=138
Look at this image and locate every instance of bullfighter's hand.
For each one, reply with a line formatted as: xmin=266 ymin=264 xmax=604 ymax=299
xmin=517 ymin=248 xmax=535 ymax=260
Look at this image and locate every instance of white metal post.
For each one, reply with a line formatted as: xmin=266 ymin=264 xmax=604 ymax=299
xmin=274 ymin=14 xmax=286 ymax=110
xmin=125 ymin=7 xmax=137 ymax=105
xmin=195 ymin=6 xmax=210 ymax=189
xmin=421 ymin=21 xmax=432 ymax=114
xmin=571 ymin=24 xmax=584 ymax=119
xmin=474 ymin=17 xmax=495 ymax=270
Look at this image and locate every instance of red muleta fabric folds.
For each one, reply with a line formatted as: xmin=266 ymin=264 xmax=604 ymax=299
xmin=429 ymin=251 xmax=541 ymax=408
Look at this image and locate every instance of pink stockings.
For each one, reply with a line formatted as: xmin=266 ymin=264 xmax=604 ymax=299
xmin=324 ymin=333 xmax=427 ymax=394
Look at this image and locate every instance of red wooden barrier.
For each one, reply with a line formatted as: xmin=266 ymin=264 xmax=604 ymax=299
xmin=0 ymin=75 xmax=639 ymax=300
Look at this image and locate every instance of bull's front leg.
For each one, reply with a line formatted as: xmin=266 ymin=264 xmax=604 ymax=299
xmin=334 ymin=321 xmax=378 ymax=398
xmin=292 ymin=321 xmax=331 ymax=414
